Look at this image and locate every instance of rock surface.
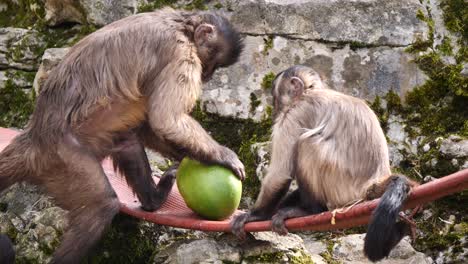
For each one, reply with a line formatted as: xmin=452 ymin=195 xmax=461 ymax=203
xmin=228 ymin=0 xmax=429 ymax=46
xmin=0 ymin=183 xmax=66 ymax=263
xmin=439 ymin=135 xmax=468 ymax=159
xmin=333 ymin=234 xmax=432 ymax=264
xmin=80 ymin=0 xmax=142 ymax=26
xmin=44 ymin=0 xmax=146 ymax=27
xmin=203 ymin=36 xmax=427 ymax=119
xmin=33 ymin=48 xmax=70 ymax=93
xmin=44 ymin=0 xmax=86 ymax=26
xmin=0 ymin=27 xmax=45 ymax=71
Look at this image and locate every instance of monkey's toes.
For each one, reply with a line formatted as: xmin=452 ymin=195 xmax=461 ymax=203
xmin=230 ymin=213 xmax=250 ymax=240
xmin=272 ymin=216 xmax=289 ymax=236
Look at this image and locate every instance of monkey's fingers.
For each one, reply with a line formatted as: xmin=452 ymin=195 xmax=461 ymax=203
xmin=217 ymin=147 xmax=246 ymax=181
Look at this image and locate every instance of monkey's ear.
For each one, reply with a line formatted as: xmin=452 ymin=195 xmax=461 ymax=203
xmin=290 ymin=77 xmax=305 ymax=98
xmin=194 ymin=24 xmax=215 ymax=45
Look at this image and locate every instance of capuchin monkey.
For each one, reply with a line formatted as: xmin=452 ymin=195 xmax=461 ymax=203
xmin=231 ymin=65 xmax=419 ymax=262
xmin=0 ymin=8 xmax=244 ymax=263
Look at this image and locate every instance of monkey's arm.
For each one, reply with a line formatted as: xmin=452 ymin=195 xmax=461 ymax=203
xmin=147 ymin=62 xmax=245 ymax=180
xmin=231 ymin=121 xmax=298 ymax=238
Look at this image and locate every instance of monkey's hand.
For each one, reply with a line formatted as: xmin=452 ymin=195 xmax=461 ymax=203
xmin=215 ymin=146 xmax=246 ymax=181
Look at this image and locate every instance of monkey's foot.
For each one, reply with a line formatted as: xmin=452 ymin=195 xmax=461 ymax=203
xmin=140 ymin=166 xmax=177 ymax=212
xmin=399 ymin=211 xmax=418 ymax=241
xmin=230 ymin=212 xmax=250 ymax=240
xmin=271 ymin=214 xmax=289 ymax=236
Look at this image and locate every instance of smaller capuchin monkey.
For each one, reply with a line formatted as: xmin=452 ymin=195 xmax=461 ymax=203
xmin=231 ymin=65 xmax=419 ymax=262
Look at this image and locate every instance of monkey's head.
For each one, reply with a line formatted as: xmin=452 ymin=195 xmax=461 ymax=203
xmin=192 ymin=13 xmax=244 ymax=82
xmin=271 ymin=65 xmax=324 ymax=115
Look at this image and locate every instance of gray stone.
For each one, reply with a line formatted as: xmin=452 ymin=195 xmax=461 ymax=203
xmin=251 ymin=142 xmax=271 ymax=182
xmin=387 ymin=115 xmax=408 ymax=145
xmin=461 ymin=63 xmax=468 ymax=77
xmin=423 ymin=176 xmax=437 ymax=183
xmin=204 ymin=36 xmax=426 ymax=119
xmin=439 ymin=135 xmax=468 ymax=158
xmin=0 ymin=28 xmax=29 ymax=69
xmin=303 ymin=238 xmax=327 ymax=255
xmin=333 ymin=234 xmax=432 ymax=263
xmin=80 ymin=0 xmax=140 ymax=26
xmin=174 ymin=239 xmax=241 ymax=264
xmin=33 ymin=47 xmax=70 ymax=93
xmin=422 ymin=209 xmax=434 ymax=221
xmin=389 ymin=142 xmax=405 ymax=167
xmin=228 ymin=0 xmax=429 ymax=46
xmin=463 ymin=160 xmax=468 ymax=170
xmin=423 ymin=144 xmax=431 ymax=152
xmin=0 ymin=183 xmax=66 ymax=263
xmin=0 ymin=27 xmax=45 ymax=71
xmin=0 ymin=70 xmax=34 ymax=89
xmin=44 ymin=0 xmax=86 ymax=26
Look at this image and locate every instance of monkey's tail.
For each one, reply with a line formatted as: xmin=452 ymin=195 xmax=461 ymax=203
xmin=0 ymin=234 xmax=15 ymax=264
xmin=364 ymin=175 xmax=411 ymax=262
xmin=0 ymin=132 xmax=34 ymax=193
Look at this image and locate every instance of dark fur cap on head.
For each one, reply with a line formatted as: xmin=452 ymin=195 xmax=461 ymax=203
xmin=199 ymin=12 xmax=244 ymax=65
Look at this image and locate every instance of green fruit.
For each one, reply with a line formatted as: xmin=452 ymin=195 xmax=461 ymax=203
xmin=176 ymin=157 xmax=242 ymax=220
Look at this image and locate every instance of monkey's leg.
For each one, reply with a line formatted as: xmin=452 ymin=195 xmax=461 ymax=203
xmin=112 ymin=133 xmax=176 ymax=211
xmin=46 ymin=139 xmax=120 ymax=263
xmin=231 ymin=177 xmax=293 ymax=239
xmin=271 ymin=189 xmax=327 ymax=235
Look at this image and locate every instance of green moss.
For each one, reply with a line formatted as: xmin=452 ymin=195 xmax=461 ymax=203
xmin=406 ymin=9 xmax=435 ymax=53
xmin=395 ymin=1 xmax=468 ymax=252
xmin=437 ymin=36 xmax=454 ymax=56
xmin=349 ymin=41 xmax=371 ymax=51
xmin=249 ymin=93 xmax=261 ymax=114
xmin=262 ymin=36 xmax=274 ymax=56
xmin=0 ymin=0 xmax=45 ymax=28
xmin=414 ymin=203 xmax=467 ymax=259
xmin=214 ymin=2 xmax=223 ymax=9
xmin=0 ymin=79 xmax=36 ymax=128
xmin=0 ymin=202 xmax=7 ymax=212
xmin=289 ymin=250 xmax=315 ymax=264
xmin=261 ymin=72 xmax=276 ymax=90
xmin=399 ymin=1 xmax=468 ymax=138
xmin=137 ymin=0 xmax=179 ymax=13
xmin=404 ymin=54 xmax=467 ymax=136
xmin=191 ymin=102 xmax=272 ymax=203
xmin=185 ymin=0 xmax=209 ymax=11
xmin=38 ymin=236 xmax=61 ymax=256
xmin=440 ymin=0 xmax=468 ymax=40
xmin=244 ymin=251 xmax=286 ymax=263
xmin=368 ymin=96 xmax=389 ymax=132
xmin=319 ymin=240 xmax=341 ymax=264
xmin=87 ymin=214 xmax=159 ymax=264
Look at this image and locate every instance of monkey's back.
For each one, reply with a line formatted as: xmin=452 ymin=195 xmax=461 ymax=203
xmin=27 ymin=9 xmax=189 ymax=147
xmin=295 ymin=89 xmax=391 ymax=209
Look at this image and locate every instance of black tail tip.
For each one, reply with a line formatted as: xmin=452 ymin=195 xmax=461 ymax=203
xmin=0 ymin=234 xmax=15 ymax=264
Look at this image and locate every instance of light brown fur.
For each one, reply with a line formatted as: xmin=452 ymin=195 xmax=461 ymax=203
xmin=232 ymin=66 xmax=418 ymax=260
xmin=0 ymin=8 xmax=244 ymax=263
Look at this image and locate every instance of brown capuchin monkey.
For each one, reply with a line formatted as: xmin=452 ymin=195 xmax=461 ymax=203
xmin=0 ymin=8 xmax=245 ymax=263
xmin=231 ymin=65 xmax=419 ymax=262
